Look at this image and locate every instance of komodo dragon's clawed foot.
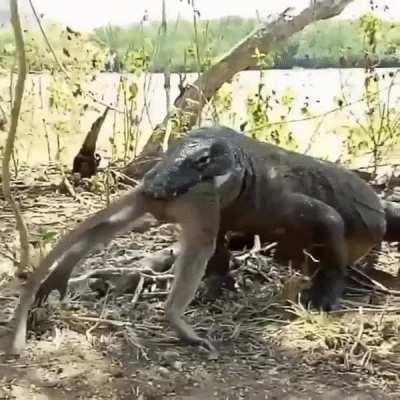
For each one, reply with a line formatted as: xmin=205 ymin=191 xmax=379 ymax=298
xmin=203 ymin=274 xmax=236 ymax=301
xmin=306 ymin=269 xmax=345 ymax=312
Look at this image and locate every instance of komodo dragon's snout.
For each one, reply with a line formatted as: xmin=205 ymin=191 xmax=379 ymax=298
xmin=142 ymin=136 xmax=240 ymax=200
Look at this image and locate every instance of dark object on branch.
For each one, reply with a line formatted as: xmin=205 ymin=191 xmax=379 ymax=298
xmin=8 ymin=125 xmax=400 ymax=357
xmin=72 ymin=107 xmax=109 ymax=178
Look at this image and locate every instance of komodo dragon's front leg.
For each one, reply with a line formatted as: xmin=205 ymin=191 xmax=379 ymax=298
xmin=203 ymin=233 xmax=236 ymax=299
xmin=275 ymin=192 xmax=348 ymax=311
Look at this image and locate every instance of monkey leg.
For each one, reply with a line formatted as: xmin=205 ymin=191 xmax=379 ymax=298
xmin=203 ymin=234 xmax=236 ymax=300
xmin=165 ymin=237 xmax=216 ymax=350
xmin=163 ymin=185 xmax=220 ymax=352
xmin=9 ymin=185 xmax=149 ymax=355
xmin=279 ymin=193 xmax=348 ymax=311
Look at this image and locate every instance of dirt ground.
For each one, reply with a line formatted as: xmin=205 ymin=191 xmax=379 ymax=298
xmin=1 ymin=167 xmax=400 ymax=399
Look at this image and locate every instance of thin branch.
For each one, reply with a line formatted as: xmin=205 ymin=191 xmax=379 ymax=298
xmin=65 ymin=315 xmax=131 ymax=327
xmin=2 ymin=0 xmax=30 ymax=276
xmin=130 ymin=276 xmax=145 ymax=306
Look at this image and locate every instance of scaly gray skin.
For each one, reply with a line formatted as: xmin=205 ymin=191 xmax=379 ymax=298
xmin=142 ymin=126 xmax=392 ymax=310
xmin=364 ymin=199 xmax=400 ymax=269
xmin=381 ymin=200 xmax=400 ymax=243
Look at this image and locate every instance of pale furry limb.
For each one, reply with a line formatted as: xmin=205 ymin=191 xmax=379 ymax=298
xmin=129 ymin=213 xmax=161 ymax=233
xmin=8 ymin=186 xmax=148 ymax=355
xmin=2 ymin=0 xmax=30 ymax=276
xmin=67 ymin=244 xmax=179 ymax=294
xmin=8 ymin=182 xmax=220 ymax=355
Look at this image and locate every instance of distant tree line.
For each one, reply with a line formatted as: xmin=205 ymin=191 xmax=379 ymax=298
xmin=93 ymin=16 xmax=400 ymax=72
xmin=1 ymin=15 xmax=400 ymax=73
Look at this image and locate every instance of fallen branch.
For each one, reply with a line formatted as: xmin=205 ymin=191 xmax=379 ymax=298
xmin=0 ymin=296 xmax=17 ymax=301
xmin=85 ymin=289 xmax=110 ymax=340
xmin=64 ymin=315 xmax=131 ymax=327
xmin=130 ymin=276 xmax=145 ymax=306
xmin=348 ymin=265 xmax=400 ymax=296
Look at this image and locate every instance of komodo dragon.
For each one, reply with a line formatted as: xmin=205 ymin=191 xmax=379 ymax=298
xmin=8 ymin=126 xmax=400 ymax=355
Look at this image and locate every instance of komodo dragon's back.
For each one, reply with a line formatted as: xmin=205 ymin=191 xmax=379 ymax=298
xmin=188 ymin=126 xmax=386 ymax=239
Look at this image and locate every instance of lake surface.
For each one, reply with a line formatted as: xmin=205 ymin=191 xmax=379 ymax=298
xmin=1 ymin=68 xmax=400 ymax=171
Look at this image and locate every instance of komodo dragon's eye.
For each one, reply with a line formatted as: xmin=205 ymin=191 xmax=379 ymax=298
xmin=195 ymin=154 xmax=211 ymax=166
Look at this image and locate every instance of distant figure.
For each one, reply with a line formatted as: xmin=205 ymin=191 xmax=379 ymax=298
xmin=105 ymin=50 xmax=121 ymax=73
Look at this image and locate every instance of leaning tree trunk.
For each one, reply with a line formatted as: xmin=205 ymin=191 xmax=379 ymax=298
xmin=122 ymin=0 xmax=355 ymax=180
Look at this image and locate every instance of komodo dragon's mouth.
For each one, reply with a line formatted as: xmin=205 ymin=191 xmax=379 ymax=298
xmin=143 ymin=181 xmax=194 ymax=199
xmin=143 ymin=172 xmax=233 ymax=200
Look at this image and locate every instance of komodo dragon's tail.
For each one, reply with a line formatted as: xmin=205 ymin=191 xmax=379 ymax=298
xmin=382 ymin=200 xmax=400 ymax=243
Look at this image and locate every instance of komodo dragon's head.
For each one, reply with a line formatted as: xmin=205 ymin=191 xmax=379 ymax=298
xmin=142 ymin=132 xmax=244 ymax=200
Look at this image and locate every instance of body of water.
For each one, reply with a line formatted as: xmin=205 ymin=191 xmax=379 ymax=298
xmin=1 ymin=67 xmax=400 ymax=171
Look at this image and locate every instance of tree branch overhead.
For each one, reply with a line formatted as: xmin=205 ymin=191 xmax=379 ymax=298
xmin=123 ymin=0 xmax=355 ymax=178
